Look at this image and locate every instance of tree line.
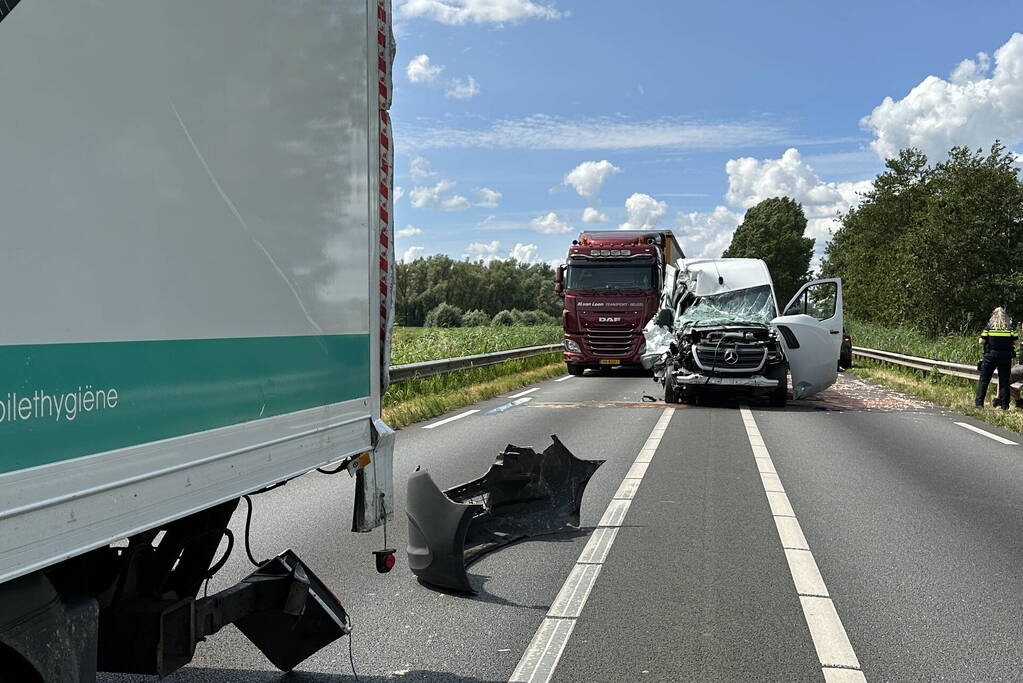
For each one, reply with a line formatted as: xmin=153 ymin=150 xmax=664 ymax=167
xmin=820 ymin=143 xmax=1023 ymax=335
xmin=395 ymin=256 xmax=562 ymax=326
xmin=722 ymin=142 xmax=1023 ymax=335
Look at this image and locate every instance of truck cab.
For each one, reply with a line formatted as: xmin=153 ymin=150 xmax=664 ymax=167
xmin=557 ymin=231 xmax=682 ymax=375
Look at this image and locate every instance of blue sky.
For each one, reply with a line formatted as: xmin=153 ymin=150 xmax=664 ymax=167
xmin=390 ymin=1 xmax=1023 ymax=266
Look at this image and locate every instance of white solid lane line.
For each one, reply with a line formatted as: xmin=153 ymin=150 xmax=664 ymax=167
xmin=510 ymin=408 xmax=675 ymax=683
xmin=740 ymin=406 xmax=866 ymax=681
xmin=421 ymin=409 xmax=479 ymax=430
xmin=553 ymin=375 xmax=574 ymax=382
xmin=509 ymin=387 xmax=540 ymax=399
xmin=954 ymin=421 xmax=1018 ymax=446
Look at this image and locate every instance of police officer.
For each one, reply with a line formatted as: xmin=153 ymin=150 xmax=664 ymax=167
xmin=975 ymin=307 xmax=1018 ymax=410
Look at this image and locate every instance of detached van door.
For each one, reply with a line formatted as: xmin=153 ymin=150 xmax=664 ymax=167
xmin=771 ymin=278 xmax=843 ymax=399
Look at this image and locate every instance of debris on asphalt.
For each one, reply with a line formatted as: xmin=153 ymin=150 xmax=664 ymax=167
xmin=406 ymin=436 xmax=604 ymax=594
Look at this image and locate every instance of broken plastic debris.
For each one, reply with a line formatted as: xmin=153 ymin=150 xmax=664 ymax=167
xmin=406 ymin=436 xmax=604 ymax=594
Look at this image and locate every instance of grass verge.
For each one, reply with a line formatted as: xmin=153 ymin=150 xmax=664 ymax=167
xmin=391 ymin=325 xmax=561 ymax=364
xmin=848 ymin=358 xmax=1023 ymax=435
xmin=847 ymin=320 xmax=981 ymax=364
xmin=383 ymin=353 xmax=565 ymax=428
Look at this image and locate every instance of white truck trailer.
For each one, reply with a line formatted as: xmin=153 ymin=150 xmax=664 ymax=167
xmin=0 ymin=1 xmax=397 ymax=680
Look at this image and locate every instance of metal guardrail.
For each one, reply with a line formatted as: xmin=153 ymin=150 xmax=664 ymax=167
xmin=852 ymin=346 xmax=984 ymax=380
xmin=391 ymin=342 xmax=993 ymax=384
xmin=390 ymin=344 xmax=562 ymax=382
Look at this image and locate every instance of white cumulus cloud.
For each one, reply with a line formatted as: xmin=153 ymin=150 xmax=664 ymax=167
xmin=510 ymin=242 xmax=540 ymax=263
xmin=725 ymin=148 xmax=870 ymax=243
xmin=446 ymin=75 xmax=480 ymax=99
xmin=474 ymin=187 xmax=502 ymax=208
xmin=619 ymin=193 xmax=667 ymax=231
xmin=394 ymin=186 xmax=405 ymax=201
xmin=401 ymin=246 xmax=426 ymax=263
xmin=406 ymin=54 xmax=443 ymax=83
xmin=409 ymin=179 xmax=471 ymax=211
xmin=441 ymin=195 xmax=470 ymax=210
xmin=675 ymin=206 xmax=742 ymax=258
xmin=396 ymin=225 xmax=422 ymax=238
xmin=464 ymin=240 xmax=502 ymax=263
xmin=530 ymin=211 xmax=574 ymax=234
xmin=581 ymin=207 xmax=608 ymax=224
xmin=397 ymin=0 xmax=562 ymax=25
xmin=564 ymin=160 xmax=620 ymax=201
xmin=862 ymin=32 xmax=1023 ymax=161
xmin=409 ymin=156 xmax=435 ymax=180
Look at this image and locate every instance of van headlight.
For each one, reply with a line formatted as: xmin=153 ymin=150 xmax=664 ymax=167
xmin=565 ymin=339 xmax=582 ymax=353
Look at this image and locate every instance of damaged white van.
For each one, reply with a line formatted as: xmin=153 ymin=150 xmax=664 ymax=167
xmin=642 ymin=258 xmax=843 ymax=407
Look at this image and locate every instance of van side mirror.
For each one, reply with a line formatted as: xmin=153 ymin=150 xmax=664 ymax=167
xmin=784 ymin=305 xmax=801 ymax=316
xmin=655 ymin=308 xmax=674 ymax=327
xmin=554 ymin=264 xmax=564 ymax=284
xmin=554 ymin=283 xmax=564 ymax=294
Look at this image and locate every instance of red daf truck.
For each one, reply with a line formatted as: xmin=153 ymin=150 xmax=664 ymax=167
xmin=555 ymin=230 xmax=683 ymax=375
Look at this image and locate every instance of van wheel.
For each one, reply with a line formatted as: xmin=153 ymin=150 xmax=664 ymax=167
xmin=664 ymin=380 xmax=678 ymax=404
xmin=769 ymin=383 xmax=787 ymax=408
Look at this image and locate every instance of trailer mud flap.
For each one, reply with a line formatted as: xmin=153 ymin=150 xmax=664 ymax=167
xmin=232 ymin=550 xmax=351 ymax=673
xmin=406 ymin=436 xmax=604 ymax=593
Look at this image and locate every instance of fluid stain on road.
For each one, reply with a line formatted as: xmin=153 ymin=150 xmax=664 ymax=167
xmin=798 ymin=374 xmax=938 ymax=413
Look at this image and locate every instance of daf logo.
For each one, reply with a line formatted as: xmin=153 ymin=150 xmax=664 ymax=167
xmin=723 ymin=348 xmax=739 ymax=365
xmin=598 ymin=317 xmax=621 ymax=323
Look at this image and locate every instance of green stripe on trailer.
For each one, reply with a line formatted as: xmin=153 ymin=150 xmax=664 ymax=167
xmin=0 ymin=334 xmax=370 ymax=473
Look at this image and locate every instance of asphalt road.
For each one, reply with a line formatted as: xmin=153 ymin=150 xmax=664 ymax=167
xmin=100 ymin=369 xmax=1023 ymax=682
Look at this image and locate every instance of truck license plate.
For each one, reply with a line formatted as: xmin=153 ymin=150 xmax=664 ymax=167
xmin=600 ymin=359 xmax=620 ymax=365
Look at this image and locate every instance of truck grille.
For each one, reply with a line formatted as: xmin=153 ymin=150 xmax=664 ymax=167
xmin=584 ymin=326 xmax=635 ymax=357
xmin=693 ymin=344 xmax=767 ymax=373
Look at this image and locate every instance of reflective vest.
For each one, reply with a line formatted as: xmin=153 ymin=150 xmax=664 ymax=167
xmin=981 ymin=327 xmax=1017 ymax=358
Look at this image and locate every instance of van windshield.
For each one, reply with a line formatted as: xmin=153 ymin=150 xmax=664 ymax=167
xmin=678 ymin=285 xmax=775 ymax=326
xmin=565 ymin=263 xmax=655 ymax=291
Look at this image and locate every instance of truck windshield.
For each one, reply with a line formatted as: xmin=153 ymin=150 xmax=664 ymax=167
xmin=678 ymin=284 xmax=775 ymax=326
xmin=565 ymin=264 xmax=654 ymax=291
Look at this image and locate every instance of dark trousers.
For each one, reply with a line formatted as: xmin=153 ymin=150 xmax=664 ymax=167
xmin=976 ymin=356 xmax=1012 ymax=407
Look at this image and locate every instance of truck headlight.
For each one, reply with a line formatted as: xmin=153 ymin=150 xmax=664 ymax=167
xmin=565 ymin=339 xmax=582 ymax=353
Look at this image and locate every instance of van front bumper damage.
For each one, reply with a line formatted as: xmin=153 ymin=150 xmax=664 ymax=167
xmin=406 ymin=436 xmax=604 ymax=594
xmin=673 ymin=372 xmax=780 ymax=388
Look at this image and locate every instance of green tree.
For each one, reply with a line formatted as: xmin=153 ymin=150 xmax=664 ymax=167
xmin=462 ymin=309 xmax=490 ymax=326
xmin=491 ymin=310 xmax=515 ymax=326
xmin=820 ymin=148 xmax=930 ymax=326
xmin=394 ymin=255 xmax=561 ymax=326
xmin=821 ymin=143 xmax=1023 ymax=334
xmin=424 ymin=302 xmax=463 ymax=328
xmin=722 ymin=197 xmax=813 ymax=304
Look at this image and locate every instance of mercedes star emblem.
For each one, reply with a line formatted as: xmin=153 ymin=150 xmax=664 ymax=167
xmin=723 ymin=348 xmax=739 ymax=365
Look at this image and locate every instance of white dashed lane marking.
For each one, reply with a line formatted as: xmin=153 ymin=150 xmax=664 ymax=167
xmin=421 ymin=409 xmax=479 ymax=430
xmin=740 ymin=406 xmax=866 ymax=682
xmin=510 ymin=408 xmax=675 ymax=683
xmin=954 ymin=421 xmax=1018 ymax=446
xmin=509 ymin=387 xmax=539 ymax=399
